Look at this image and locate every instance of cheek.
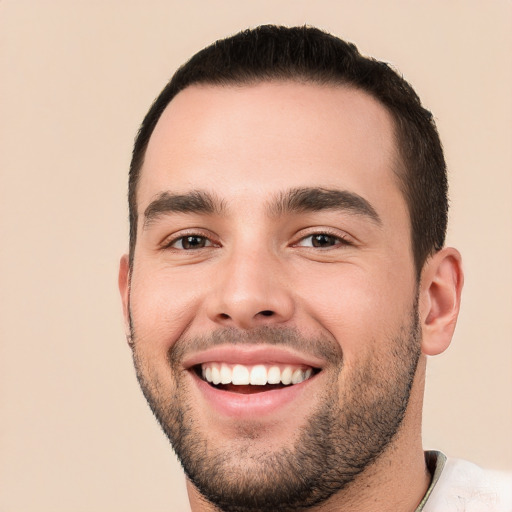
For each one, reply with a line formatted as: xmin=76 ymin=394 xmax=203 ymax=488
xmin=294 ymin=261 xmax=415 ymax=353
xmin=129 ymin=264 xmax=205 ymax=352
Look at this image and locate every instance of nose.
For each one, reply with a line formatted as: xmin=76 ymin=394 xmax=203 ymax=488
xmin=205 ymin=245 xmax=295 ymax=330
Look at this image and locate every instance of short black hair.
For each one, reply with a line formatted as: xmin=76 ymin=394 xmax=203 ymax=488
xmin=129 ymin=25 xmax=447 ymax=274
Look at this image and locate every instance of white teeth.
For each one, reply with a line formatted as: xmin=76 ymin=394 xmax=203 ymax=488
xmin=280 ymin=367 xmax=293 ymax=385
xmin=250 ymin=365 xmax=267 ymax=385
xmin=220 ymin=363 xmax=232 ymax=384
xmin=267 ymin=366 xmax=281 ymax=384
xmin=291 ymin=368 xmax=304 ymax=384
xmin=211 ymin=364 xmax=221 ymax=385
xmin=201 ymin=363 xmax=316 ymax=387
xmin=232 ymin=364 xmax=250 ymax=385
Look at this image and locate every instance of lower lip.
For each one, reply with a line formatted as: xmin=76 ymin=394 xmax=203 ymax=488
xmin=191 ymin=372 xmax=314 ymax=418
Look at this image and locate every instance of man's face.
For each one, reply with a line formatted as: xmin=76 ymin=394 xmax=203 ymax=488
xmin=121 ymin=82 xmax=421 ymax=510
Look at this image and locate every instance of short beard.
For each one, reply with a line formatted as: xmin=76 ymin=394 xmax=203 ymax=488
xmin=131 ymin=306 xmax=421 ymax=512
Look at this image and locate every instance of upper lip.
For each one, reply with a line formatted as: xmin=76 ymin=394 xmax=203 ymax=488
xmin=182 ymin=345 xmax=325 ymax=370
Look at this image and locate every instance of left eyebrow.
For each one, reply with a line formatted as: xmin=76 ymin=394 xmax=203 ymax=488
xmin=143 ymin=190 xmax=225 ymax=229
xmin=268 ymin=187 xmax=382 ymax=225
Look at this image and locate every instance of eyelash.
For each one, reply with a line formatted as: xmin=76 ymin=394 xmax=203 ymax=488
xmin=161 ymin=229 xmax=353 ymax=251
xmin=293 ymin=230 xmax=353 ymax=249
xmin=161 ymin=230 xmax=219 ymax=251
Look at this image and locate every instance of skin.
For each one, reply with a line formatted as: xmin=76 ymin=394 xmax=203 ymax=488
xmin=119 ymin=82 xmax=463 ymax=511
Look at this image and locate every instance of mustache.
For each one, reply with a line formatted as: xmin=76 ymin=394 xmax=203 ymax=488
xmin=168 ymin=326 xmax=343 ymax=368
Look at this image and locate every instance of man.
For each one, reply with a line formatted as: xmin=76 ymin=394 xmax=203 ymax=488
xmin=118 ymin=25 xmax=511 ymax=511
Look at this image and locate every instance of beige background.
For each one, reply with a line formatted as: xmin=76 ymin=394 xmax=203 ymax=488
xmin=1 ymin=1 xmax=511 ymax=511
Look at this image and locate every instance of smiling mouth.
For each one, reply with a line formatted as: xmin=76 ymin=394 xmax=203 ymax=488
xmin=194 ymin=362 xmax=320 ymax=394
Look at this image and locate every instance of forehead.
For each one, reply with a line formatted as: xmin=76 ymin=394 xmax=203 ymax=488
xmin=138 ymin=81 xmax=402 ymax=215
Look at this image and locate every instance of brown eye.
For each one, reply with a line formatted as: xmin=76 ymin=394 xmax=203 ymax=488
xmin=311 ymin=234 xmax=338 ymax=247
xmin=297 ymin=233 xmax=344 ymax=248
xmin=172 ymin=235 xmax=211 ymax=250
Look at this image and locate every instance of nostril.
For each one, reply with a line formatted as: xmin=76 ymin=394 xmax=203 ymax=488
xmin=259 ymin=310 xmax=274 ymax=317
xmin=219 ymin=313 xmax=230 ymax=320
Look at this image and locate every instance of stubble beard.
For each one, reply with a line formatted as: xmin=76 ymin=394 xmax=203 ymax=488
xmin=131 ymin=307 xmax=421 ymax=512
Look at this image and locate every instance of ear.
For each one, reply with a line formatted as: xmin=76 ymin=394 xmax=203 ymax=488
xmin=418 ymin=247 xmax=464 ymax=356
xmin=118 ymin=254 xmax=133 ymax=345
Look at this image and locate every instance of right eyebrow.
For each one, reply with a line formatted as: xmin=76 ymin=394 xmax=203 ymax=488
xmin=143 ymin=190 xmax=225 ymax=229
xmin=268 ymin=187 xmax=382 ymax=225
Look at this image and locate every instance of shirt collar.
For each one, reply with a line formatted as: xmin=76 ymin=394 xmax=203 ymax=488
xmin=415 ymin=451 xmax=447 ymax=511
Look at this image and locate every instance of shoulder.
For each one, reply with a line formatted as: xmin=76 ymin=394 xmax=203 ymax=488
xmin=424 ymin=456 xmax=512 ymax=512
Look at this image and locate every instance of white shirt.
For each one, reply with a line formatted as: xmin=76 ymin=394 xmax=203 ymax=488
xmin=418 ymin=452 xmax=512 ymax=512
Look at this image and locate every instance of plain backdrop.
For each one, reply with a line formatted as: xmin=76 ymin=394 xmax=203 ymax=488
xmin=1 ymin=1 xmax=511 ymax=511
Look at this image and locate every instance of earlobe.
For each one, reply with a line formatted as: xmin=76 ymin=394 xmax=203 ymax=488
xmin=118 ymin=254 xmax=133 ymax=344
xmin=419 ymin=248 xmax=464 ymax=356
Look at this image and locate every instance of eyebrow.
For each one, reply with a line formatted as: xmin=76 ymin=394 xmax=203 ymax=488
xmin=269 ymin=187 xmax=382 ymax=225
xmin=143 ymin=190 xmax=225 ymax=229
xmin=143 ymin=186 xmax=381 ymax=228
